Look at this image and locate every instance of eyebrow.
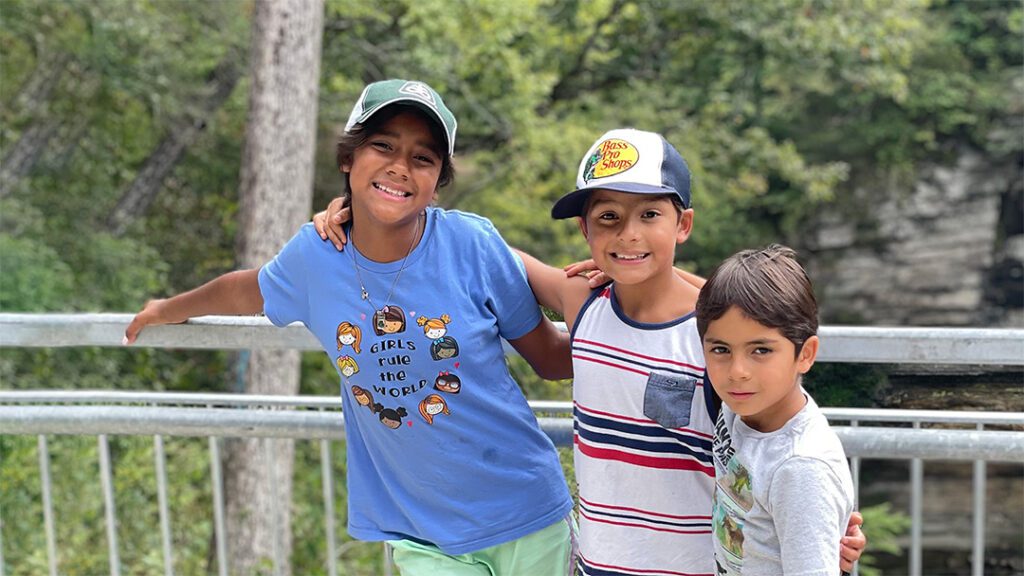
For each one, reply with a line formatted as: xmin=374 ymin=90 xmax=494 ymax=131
xmin=590 ymin=195 xmax=673 ymax=208
xmin=703 ymin=336 xmax=781 ymax=346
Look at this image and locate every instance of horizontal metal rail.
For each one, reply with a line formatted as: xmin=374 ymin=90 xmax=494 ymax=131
xmin=2 ymin=391 xmax=1022 ymax=426
xmin=2 ymin=405 xmax=1022 ymax=462
xmin=2 ymin=315 xmax=1022 ymax=576
xmin=3 ymin=313 xmax=1023 ymax=365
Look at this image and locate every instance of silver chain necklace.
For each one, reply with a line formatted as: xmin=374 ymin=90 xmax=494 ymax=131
xmin=348 ymin=213 xmax=422 ymax=311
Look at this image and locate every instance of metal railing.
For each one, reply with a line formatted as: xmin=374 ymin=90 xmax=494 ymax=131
xmin=1 ymin=313 xmax=1023 ymax=576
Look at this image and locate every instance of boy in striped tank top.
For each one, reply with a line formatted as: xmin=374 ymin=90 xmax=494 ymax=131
xmin=519 ymin=129 xmax=865 ymax=576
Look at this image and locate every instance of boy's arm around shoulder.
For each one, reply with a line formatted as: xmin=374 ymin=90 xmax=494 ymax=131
xmin=124 ymin=269 xmax=264 ymax=344
xmin=771 ymin=457 xmax=855 ymax=575
xmin=509 ymin=248 xmax=593 ymax=381
xmin=513 ymin=248 xmax=591 ymax=329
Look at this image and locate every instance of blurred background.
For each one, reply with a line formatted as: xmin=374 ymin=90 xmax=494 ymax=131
xmin=1 ymin=0 xmax=1021 ymax=574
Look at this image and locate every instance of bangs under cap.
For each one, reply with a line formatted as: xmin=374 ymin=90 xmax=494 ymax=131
xmin=344 ymin=79 xmax=458 ymax=156
xmin=551 ymin=128 xmax=691 ymax=219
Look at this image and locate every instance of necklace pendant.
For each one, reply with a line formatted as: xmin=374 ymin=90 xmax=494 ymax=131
xmin=360 ymin=288 xmax=369 ymax=300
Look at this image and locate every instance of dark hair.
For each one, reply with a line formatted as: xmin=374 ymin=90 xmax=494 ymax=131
xmin=335 ymin=104 xmax=455 ymax=199
xmin=695 ymin=244 xmax=818 ymax=356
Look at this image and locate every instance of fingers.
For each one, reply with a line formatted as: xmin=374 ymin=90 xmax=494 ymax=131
xmin=313 ymin=210 xmax=329 ymax=239
xmin=839 ymin=553 xmax=856 ymax=572
xmin=839 ymin=540 xmax=861 ymax=571
xmin=124 ymin=300 xmax=167 ymax=345
xmin=588 ymin=271 xmax=611 ymax=288
xmin=314 ymin=196 xmax=347 ymax=242
xmin=839 ymin=528 xmax=864 ymax=545
xmin=848 ymin=511 xmax=863 ymax=530
xmin=563 ymin=259 xmax=598 ymax=277
xmin=325 ymin=225 xmax=345 ymax=251
xmin=124 ymin=311 xmax=151 ymax=345
xmin=326 ymin=206 xmax=350 ymax=251
xmin=838 ymin=523 xmax=867 ymax=571
xmin=123 ymin=318 xmax=140 ymax=345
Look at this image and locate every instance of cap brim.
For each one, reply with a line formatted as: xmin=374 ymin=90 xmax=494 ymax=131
xmin=355 ymin=98 xmax=454 ymax=156
xmin=550 ymin=182 xmax=680 ymax=219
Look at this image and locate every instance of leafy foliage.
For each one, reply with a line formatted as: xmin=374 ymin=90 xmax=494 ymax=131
xmin=0 ymin=0 xmax=1018 ymax=573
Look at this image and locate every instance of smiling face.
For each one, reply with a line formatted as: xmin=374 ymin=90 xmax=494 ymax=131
xmin=343 ymin=110 xmax=443 ymax=232
xmin=579 ymin=190 xmax=692 ymax=287
xmin=702 ymin=306 xmax=818 ymax=432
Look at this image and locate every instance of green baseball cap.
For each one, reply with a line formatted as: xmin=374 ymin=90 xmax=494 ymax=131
xmin=344 ymin=79 xmax=458 ymax=156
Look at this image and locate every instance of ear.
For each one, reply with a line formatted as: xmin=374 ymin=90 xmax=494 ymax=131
xmin=340 ymin=159 xmax=351 ymax=174
xmin=796 ymin=335 xmax=819 ymax=374
xmin=676 ymin=208 xmax=694 ymax=245
xmin=576 ymin=216 xmax=589 ymax=239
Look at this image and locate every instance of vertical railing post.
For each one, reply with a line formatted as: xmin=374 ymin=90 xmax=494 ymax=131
xmin=154 ymin=435 xmax=174 ymax=576
xmin=38 ymin=435 xmax=58 ymax=576
xmin=972 ymin=423 xmax=986 ymax=576
xmin=850 ymin=420 xmax=861 ymax=576
xmin=0 ymin=502 xmax=4 ymax=576
xmin=209 ymin=437 xmax=228 ymax=576
xmin=320 ymin=437 xmax=338 ymax=576
xmin=98 ymin=435 xmax=121 ymax=576
xmin=383 ymin=542 xmax=394 ymax=576
xmin=910 ymin=421 xmax=923 ymax=576
xmin=266 ymin=439 xmax=283 ymax=576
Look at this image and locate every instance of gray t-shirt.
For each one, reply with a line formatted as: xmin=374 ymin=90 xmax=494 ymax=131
xmin=711 ymin=393 xmax=854 ymax=575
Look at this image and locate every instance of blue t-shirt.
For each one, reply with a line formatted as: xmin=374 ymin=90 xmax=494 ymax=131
xmin=258 ymin=207 xmax=572 ymax=554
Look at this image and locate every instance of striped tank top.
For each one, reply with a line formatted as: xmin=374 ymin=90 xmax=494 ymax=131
xmin=572 ymin=284 xmax=717 ymax=576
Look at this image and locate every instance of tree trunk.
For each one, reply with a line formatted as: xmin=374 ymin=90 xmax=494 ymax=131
xmin=107 ymin=55 xmax=243 ymax=235
xmin=224 ymin=1 xmax=323 ymax=575
xmin=0 ymin=119 xmax=61 ymax=198
xmin=0 ymin=51 xmax=69 ymax=198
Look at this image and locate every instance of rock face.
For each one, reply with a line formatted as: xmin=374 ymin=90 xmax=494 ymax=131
xmin=804 ymin=148 xmax=1023 ymax=573
xmin=807 ymin=149 xmax=1023 ymax=328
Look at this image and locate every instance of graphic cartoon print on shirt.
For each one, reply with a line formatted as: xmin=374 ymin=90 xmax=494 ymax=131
xmin=336 ymin=321 xmax=362 ymax=353
xmin=339 ymin=305 xmax=465 ymax=431
xmin=337 ymin=355 xmax=360 ymax=377
xmin=417 ymin=314 xmax=460 ymax=361
xmin=351 ymin=385 xmax=380 ymax=413
xmin=713 ymin=412 xmax=752 ymax=575
xmin=419 ymin=394 xmax=450 ymax=424
xmin=434 ymin=371 xmax=461 ymax=394
xmin=372 ymin=305 xmax=406 ymax=336
xmin=378 ymin=406 xmax=408 ymax=429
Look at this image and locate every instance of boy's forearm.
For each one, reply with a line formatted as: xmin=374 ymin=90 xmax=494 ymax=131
xmin=512 ymin=248 xmax=566 ymax=315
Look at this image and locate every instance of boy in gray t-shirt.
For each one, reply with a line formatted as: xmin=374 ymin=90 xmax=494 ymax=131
xmin=696 ymin=244 xmax=855 ymax=576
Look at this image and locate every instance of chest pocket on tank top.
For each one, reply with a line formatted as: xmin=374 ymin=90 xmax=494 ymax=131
xmin=643 ymin=372 xmax=696 ymax=429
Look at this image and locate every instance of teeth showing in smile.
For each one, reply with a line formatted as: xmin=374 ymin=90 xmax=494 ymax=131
xmin=375 ymin=182 xmax=410 ymax=198
xmin=613 ymin=253 xmax=648 ymax=261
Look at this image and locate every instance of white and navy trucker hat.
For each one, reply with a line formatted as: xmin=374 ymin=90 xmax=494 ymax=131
xmin=344 ymin=79 xmax=458 ymax=156
xmin=551 ymin=128 xmax=691 ymax=219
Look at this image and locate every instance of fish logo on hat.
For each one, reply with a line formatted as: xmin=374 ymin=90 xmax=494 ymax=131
xmin=583 ymin=138 xmax=639 ymax=184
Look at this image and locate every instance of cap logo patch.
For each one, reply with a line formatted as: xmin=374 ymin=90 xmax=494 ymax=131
xmin=583 ymin=138 xmax=639 ymax=183
xmin=399 ymin=81 xmax=435 ymax=106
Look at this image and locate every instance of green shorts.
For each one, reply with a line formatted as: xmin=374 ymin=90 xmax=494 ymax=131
xmin=389 ymin=515 xmax=577 ymax=576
